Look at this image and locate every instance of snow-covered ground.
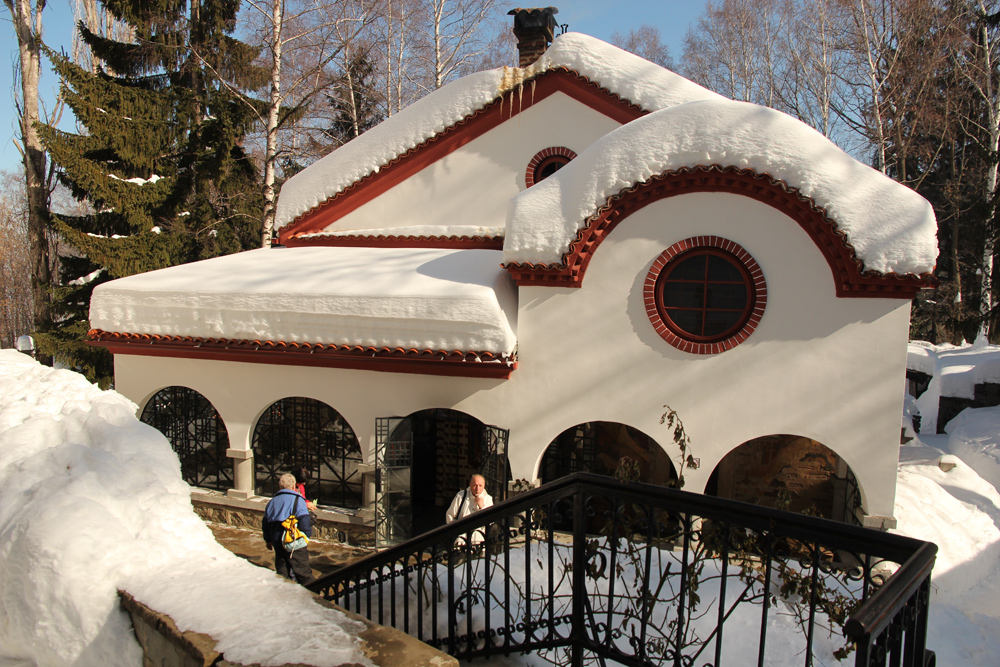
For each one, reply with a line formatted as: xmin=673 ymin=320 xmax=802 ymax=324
xmin=897 ymin=339 xmax=1000 ymax=665
xmin=1 ymin=343 xmax=1000 ymax=665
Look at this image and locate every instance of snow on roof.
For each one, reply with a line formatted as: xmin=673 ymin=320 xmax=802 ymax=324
xmin=89 ymin=247 xmax=517 ymax=354
xmin=906 ymin=339 xmax=1000 ymax=436
xmin=908 ymin=340 xmax=1000 ymax=399
xmin=274 ymin=33 xmax=720 ymax=232
xmin=298 ymin=224 xmax=505 ymax=240
xmin=502 ymin=99 xmax=938 ymax=276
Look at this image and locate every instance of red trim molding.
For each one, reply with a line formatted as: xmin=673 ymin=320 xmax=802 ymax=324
xmin=282 ymin=233 xmax=504 ymax=250
xmin=525 ymin=146 xmax=578 ymax=188
xmin=278 ymin=69 xmax=647 ymax=245
xmin=504 ymin=165 xmax=935 ymax=298
xmin=644 ymin=237 xmax=767 ymax=354
xmin=88 ymin=330 xmax=517 ymax=379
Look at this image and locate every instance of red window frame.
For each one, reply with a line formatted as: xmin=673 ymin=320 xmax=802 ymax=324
xmin=645 ymin=237 xmax=767 ymax=354
xmin=525 ymin=147 xmax=578 ymax=187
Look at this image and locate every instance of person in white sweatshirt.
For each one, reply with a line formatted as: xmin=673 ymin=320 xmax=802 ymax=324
xmin=445 ymin=473 xmax=493 ymax=544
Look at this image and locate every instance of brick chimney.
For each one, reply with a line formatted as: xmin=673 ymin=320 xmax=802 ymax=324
xmin=508 ymin=7 xmax=559 ymax=67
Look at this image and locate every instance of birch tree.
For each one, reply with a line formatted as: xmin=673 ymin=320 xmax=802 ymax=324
xmin=375 ymin=0 xmax=419 ymax=114
xmin=611 ymin=25 xmax=673 ymax=69
xmin=4 ymin=0 xmax=51 ymax=351
xmin=682 ymin=0 xmax=793 ymax=107
xmin=243 ymin=0 xmax=375 ymax=245
xmin=965 ymin=1 xmax=1000 ymax=338
xmin=411 ymin=0 xmax=503 ymax=91
xmin=0 ymin=171 xmax=31 ymax=348
xmin=778 ymin=0 xmax=843 ymax=138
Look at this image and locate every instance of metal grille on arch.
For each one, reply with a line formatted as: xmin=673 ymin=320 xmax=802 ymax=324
xmin=252 ymin=397 xmax=363 ymax=509
xmin=140 ymin=386 xmax=231 ymax=492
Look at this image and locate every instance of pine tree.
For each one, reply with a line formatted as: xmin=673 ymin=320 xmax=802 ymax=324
xmin=37 ymin=0 xmax=268 ymax=385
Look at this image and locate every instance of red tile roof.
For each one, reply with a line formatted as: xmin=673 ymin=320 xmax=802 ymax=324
xmin=88 ymin=330 xmax=517 ymax=379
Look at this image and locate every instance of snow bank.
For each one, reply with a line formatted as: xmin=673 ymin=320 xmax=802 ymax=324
xmin=503 ymin=99 xmax=937 ymax=275
xmin=944 ymin=407 xmax=1000 ymax=492
xmin=89 ymin=246 xmax=518 ymax=354
xmin=274 ymin=33 xmax=719 ymax=231
xmin=894 ymin=438 xmax=1000 ymax=665
xmin=0 ymin=351 xmax=369 ymax=667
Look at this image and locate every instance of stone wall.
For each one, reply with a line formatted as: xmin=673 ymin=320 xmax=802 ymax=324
xmin=119 ymin=590 xmax=456 ymax=667
xmin=712 ymin=435 xmax=843 ymax=520
xmin=191 ymin=493 xmax=375 ymax=547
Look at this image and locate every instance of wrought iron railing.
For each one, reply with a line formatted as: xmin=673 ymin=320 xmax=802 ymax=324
xmin=310 ymin=473 xmax=936 ymax=667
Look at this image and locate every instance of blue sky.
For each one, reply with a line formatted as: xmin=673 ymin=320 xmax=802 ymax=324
xmin=0 ymin=1 xmax=708 ymax=174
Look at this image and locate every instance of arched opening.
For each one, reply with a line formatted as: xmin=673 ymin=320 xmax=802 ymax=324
xmin=140 ymin=386 xmax=231 ymax=491
xmin=705 ymin=435 xmax=864 ymax=524
xmin=539 ymin=421 xmax=677 ymax=486
xmin=376 ymin=409 xmax=509 ymax=545
xmin=524 ymin=146 xmax=578 ymax=188
xmin=252 ymin=397 xmax=363 ymax=510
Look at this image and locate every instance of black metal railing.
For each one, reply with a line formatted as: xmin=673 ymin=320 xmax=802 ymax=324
xmin=310 ymin=473 xmax=936 ymax=667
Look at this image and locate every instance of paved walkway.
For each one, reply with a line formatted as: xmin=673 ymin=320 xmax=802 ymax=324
xmin=206 ymin=521 xmax=375 ymax=580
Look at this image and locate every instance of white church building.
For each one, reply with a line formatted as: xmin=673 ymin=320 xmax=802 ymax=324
xmin=88 ymin=9 xmax=937 ymax=544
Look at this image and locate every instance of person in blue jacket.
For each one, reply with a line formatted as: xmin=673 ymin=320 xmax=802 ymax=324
xmin=262 ymin=473 xmax=315 ymax=586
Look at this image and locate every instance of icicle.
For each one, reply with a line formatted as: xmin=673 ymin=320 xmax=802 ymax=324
xmin=498 ymin=59 xmax=546 ymax=119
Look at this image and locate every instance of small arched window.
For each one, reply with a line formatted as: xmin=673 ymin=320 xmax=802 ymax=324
xmin=525 ymin=147 xmax=577 ymax=187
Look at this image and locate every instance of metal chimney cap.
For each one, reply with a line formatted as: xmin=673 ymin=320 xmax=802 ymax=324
xmin=507 ymin=7 xmax=559 ymax=33
xmin=15 ymin=334 xmax=35 ymax=352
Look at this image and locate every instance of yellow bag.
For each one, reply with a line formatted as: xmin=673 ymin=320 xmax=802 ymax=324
xmin=281 ymin=514 xmax=309 ymax=552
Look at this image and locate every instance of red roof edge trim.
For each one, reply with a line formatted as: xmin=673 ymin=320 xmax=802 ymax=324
xmin=88 ymin=330 xmax=517 ymax=379
xmin=282 ymin=233 xmax=504 ymax=250
xmin=503 ymin=165 xmax=936 ymax=299
xmin=279 ymin=68 xmax=648 ymax=244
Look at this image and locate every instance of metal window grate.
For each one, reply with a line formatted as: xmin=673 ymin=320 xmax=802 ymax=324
xmin=252 ymin=397 xmax=363 ymax=509
xmin=540 ymin=423 xmax=599 ymax=483
xmin=140 ymin=386 xmax=232 ymax=491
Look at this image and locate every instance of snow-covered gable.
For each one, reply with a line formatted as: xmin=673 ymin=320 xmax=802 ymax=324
xmin=274 ymin=33 xmax=720 ymax=234
xmin=503 ymin=99 xmax=937 ymax=276
xmin=275 ymin=31 xmax=933 ymax=279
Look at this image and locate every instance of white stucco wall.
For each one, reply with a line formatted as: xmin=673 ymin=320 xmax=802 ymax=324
xmin=326 ymin=92 xmax=622 ymax=233
xmin=499 ymin=192 xmax=911 ymax=518
xmin=113 ymin=192 xmax=911 ymax=519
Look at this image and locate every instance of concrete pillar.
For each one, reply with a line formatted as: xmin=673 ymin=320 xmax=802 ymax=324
xmin=226 ymin=421 xmax=256 ymax=500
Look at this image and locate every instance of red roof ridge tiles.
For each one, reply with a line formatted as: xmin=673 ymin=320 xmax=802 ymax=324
xmin=284 ymin=232 xmax=504 ymax=250
xmin=87 ymin=330 xmax=517 ymax=379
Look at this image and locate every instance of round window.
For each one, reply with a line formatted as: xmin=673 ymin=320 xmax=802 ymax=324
xmin=525 ymin=147 xmax=578 ymax=187
xmin=645 ymin=237 xmax=766 ymax=354
xmin=534 ymin=155 xmax=570 ymax=181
